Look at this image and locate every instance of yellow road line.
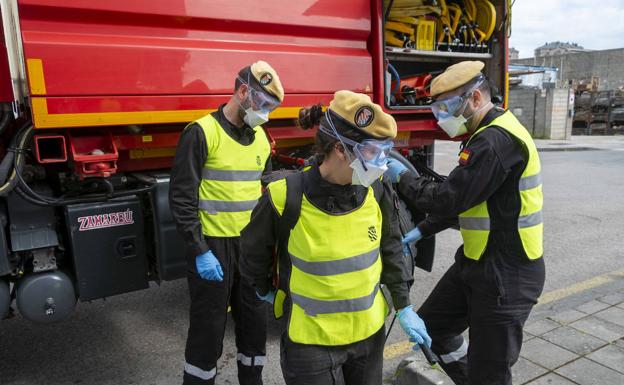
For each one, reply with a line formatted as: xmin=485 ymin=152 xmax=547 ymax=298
xmin=537 ymin=268 xmax=624 ymax=306
xmin=384 ymin=340 xmax=413 ymax=360
xmin=383 ymin=267 xmax=624 ymax=360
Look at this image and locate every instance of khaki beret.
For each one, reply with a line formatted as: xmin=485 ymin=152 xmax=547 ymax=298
xmin=329 ymin=90 xmax=397 ymax=139
xmin=430 ymin=61 xmax=485 ymax=97
xmin=250 ymin=60 xmax=284 ymax=102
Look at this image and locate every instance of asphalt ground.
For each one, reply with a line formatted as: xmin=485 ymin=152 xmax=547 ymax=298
xmin=1 ymin=136 xmax=623 ymax=385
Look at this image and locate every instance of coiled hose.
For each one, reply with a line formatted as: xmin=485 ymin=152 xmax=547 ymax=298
xmin=387 ymin=63 xmax=401 ymax=97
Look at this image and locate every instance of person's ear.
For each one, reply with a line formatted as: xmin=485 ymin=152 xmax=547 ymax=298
xmin=334 ymin=143 xmax=349 ymax=162
xmin=471 ymin=88 xmax=484 ymax=109
xmin=237 ymin=84 xmax=249 ymax=101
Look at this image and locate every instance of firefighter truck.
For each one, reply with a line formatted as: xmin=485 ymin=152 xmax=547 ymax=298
xmin=0 ymin=0 xmax=510 ymax=323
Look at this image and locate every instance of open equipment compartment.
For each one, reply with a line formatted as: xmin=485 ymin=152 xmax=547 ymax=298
xmin=382 ymin=0 xmax=508 ymax=111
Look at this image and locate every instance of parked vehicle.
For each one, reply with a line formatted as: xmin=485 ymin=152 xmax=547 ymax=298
xmin=0 ymin=0 xmax=510 ymax=323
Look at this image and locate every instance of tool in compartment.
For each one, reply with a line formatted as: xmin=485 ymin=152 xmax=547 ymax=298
xmin=385 ymin=0 xmax=496 ymax=53
xmin=392 ymin=73 xmax=434 ymax=106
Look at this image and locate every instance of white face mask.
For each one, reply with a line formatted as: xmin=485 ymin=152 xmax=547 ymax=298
xmin=243 ymin=107 xmax=269 ymax=127
xmin=350 ymin=158 xmax=388 ymax=187
xmin=436 ymin=100 xmax=493 ymax=138
xmin=437 ymin=114 xmax=468 ymax=138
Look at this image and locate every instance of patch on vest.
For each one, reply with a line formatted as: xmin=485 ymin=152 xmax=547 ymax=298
xmin=368 ymin=226 xmax=378 ymax=242
xmin=458 ymin=149 xmax=472 ymax=166
xmin=256 ymin=155 xmax=262 ymax=166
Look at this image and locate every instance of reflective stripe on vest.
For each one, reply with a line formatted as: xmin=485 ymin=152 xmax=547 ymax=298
xmin=458 ymin=110 xmax=544 ymax=260
xmin=289 ymin=248 xmax=380 ymax=276
xmin=202 ymin=169 xmax=263 ymax=181
xmin=195 ymin=114 xmax=270 ymax=237
xmin=198 ymin=199 xmax=259 ymax=214
xmin=267 ymin=178 xmax=388 ymax=346
xmin=291 ymin=284 xmax=380 ymax=317
xmin=459 ymin=210 xmax=543 ymax=230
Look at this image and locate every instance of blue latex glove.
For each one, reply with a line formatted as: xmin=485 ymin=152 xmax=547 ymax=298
xmin=402 ymin=227 xmax=423 ymax=255
xmin=398 ymin=305 xmax=432 ymax=350
xmin=195 ymin=250 xmax=223 ymax=281
xmin=256 ymin=289 xmax=276 ymax=304
xmin=385 ymin=158 xmax=408 ymax=183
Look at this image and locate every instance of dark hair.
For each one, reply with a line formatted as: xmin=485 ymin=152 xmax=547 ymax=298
xmin=477 ymin=77 xmax=492 ymax=98
xmin=234 ymin=67 xmax=251 ymax=92
xmin=298 ymin=104 xmax=324 ymax=130
xmin=298 ymin=104 xmax=336 ymax=161
xmin=234 ymin=67 xmax=280 ymax=105
xmin=298 ymin=104 xmax=373 ymax=162
xmin=458 ymin=75 xmax=491 ymax=99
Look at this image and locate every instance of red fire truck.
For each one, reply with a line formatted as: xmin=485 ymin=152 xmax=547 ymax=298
xmin=0 ymin=0 xmax=511 ymax=323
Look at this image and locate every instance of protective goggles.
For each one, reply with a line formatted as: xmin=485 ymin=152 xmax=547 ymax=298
xmin=319 ymin=110 xmax=393 ymax=169
xmin=238 ymin=75 xmax=281 ymax=112
xmin=430 ymin=77 xmax=485 ymax=120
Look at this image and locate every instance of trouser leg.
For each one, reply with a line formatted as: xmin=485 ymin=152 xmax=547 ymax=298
xmin=342 ymin=326 xmax=385 ymax=385
xmin=230 ymin=238 xmax=268 ymax=385
xmin=280 ymin=333 xmax=347 ymax=385
xmin=183 ymin=239 xmax=233 ymax=385
xmin=418 ymin=261 xmax=470 ymax=385
xmin=466 ymin=254 xmax=545 ymax=385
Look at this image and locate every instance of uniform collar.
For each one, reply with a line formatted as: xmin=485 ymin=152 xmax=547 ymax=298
xmin=215 ymin=104 xmax=255 ymax=139
xmin=303 ymin=160 xmax=367 ymax=213
xmin=476 ymin=106 xmax=506 ymax=128
xmin=462 ymin=107 xmax=506 ymax=148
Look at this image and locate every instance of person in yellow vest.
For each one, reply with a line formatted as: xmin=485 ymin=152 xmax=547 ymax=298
xmin=385 ymin=61 xmax=546 ymax=385
xmin=239 ymin=91 xmax=431 ymax=385
xmin=169 ymin=61 xmax=283 ymax=385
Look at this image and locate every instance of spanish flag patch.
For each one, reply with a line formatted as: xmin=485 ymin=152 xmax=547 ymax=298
xmin=458 ymin=149 xmax=472 ymax=165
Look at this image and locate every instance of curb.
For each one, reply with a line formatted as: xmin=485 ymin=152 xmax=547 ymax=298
xmin=394 ymin=354 xmax=453 ymax=385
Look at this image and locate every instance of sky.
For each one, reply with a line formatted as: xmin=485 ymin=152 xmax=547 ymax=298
xmin=509 ymin=0 xmax=624 ymax=58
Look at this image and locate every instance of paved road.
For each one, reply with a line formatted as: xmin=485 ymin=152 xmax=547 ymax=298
xmin=1 ymin=136 xmax=623 ymax=385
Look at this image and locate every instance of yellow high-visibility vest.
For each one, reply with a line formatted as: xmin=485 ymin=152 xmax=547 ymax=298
xmin=459 ymin=110 xmax=543 ymax=260
xmin=268 ymin=178 xmax=388 ymax=346
xmin=196 ymin=114 xmax=270 ymax=237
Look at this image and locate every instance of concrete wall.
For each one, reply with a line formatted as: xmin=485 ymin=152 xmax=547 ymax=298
xmin=509 ymin=88 xmax=542 ymax=136
xmin=535 ymin=90 xmax=547 ymax=138
xmin=512 ymin=48 xmax=624 ymax=91
xmin=546 ymin=88 xmax=572 ymax=140
xmin=509 ymin=88 xmax=573 ymax=139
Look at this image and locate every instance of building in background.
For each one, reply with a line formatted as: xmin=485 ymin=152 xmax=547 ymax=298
xmin=510 ymin=46 xmax=624 ymax=136
xmin=534 ymin=41 xmax=589 ymax=57
xmin=512 ymin=48 xmax=624 ymax=92
xmin=509 ymin=47 xmax=519 ymax=60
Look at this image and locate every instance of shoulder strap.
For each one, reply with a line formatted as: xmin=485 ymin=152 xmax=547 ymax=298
xmin=371 ymin=179 xmax=384 ymax=203
xmin=278 ymin=172 xmax=304 ymax=244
